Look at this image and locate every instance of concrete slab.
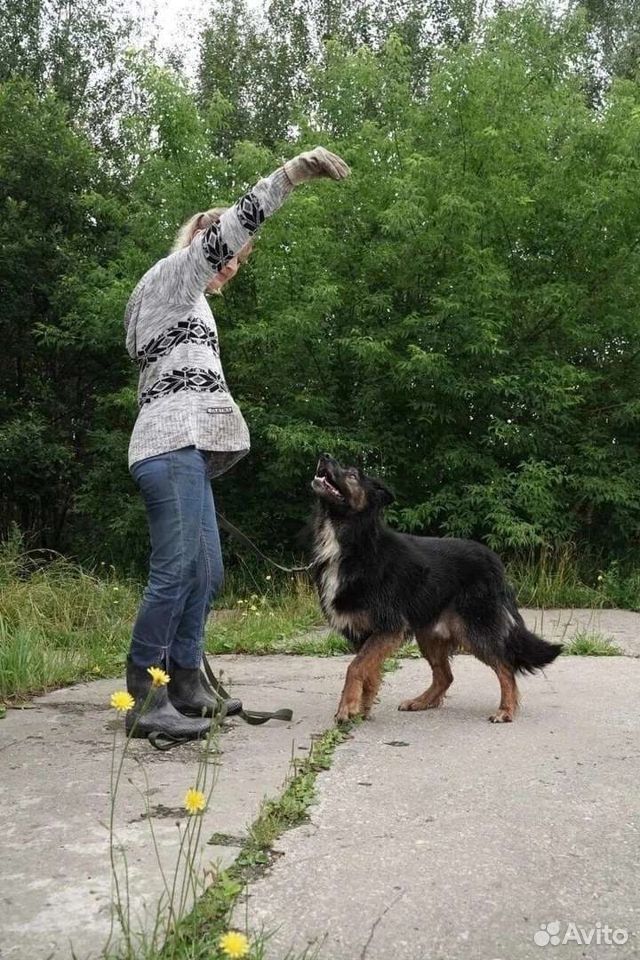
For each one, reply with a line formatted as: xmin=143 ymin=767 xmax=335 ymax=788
xmin=521 ymin=608 xmax=640 ymax=657
xmin=240 ymin=657 xmax=640 ymax=960
xmin=0 ymin=656 xmax=347 ymax=960
xmin=3 ymin=613 xmax=639 ymax=960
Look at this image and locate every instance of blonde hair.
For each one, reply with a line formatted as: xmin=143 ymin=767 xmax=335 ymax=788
xmin=172 ymin=206 xmax=228 ymax=252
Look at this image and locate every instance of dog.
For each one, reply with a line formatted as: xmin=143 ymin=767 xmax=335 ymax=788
xmin=310 ymin=455 xmax=562 ymax=723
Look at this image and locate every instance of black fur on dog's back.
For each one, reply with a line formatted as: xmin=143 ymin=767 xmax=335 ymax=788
xmin=310 ymin=456 xmax=562 ymax=674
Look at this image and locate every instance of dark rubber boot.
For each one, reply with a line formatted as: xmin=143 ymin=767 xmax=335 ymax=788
xmin=125 ymin=659 xmax=212 ymax=740
xmin=168 ymin=661 xmax=242 ymax=718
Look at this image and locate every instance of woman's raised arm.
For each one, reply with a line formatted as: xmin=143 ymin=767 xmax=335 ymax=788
xmin=153 ymin=147 xmax=350 ymax=305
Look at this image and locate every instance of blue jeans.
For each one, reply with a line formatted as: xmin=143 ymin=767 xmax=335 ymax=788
xmin=129 ymin=446 xmax=224 ymax=669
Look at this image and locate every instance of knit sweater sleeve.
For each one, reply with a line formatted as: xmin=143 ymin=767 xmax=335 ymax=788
xmin=151 ymin=166 xmax=293 ymax=305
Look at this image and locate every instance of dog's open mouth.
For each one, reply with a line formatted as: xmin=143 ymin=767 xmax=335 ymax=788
xmin=312 ymin=464 xmax=345 ymax=502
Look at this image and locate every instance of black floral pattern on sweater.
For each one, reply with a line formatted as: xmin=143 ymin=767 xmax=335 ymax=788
xmin=236 ymin=191 xmax=265 ymax=233
xmin=139 ymin=367 xmax=227 ymax=406
xmin=136 ymin=318 xmax=219 ymax=372
xmin=202 ymin=224 xmax=231 ymax=271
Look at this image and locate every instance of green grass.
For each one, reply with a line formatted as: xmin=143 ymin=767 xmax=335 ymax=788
xmin=204 ymin=579 xmax=343 ymax=657
xmin=0 ymin=529 xmax=338 ymax=700
xmin=507 ymin=545 xmax=640 ymax=610
xmin=508 ymin=546 xmax=601 ymax=608
xmin=563 ymin=631 xmax=622 ymax=657
xmin=0 ymin=568 xmax=337 ymax=701
xmin=1 ymin=534 xmax=637 ymax=701
xmin=0 ymin=554 xmax=138 ymax=700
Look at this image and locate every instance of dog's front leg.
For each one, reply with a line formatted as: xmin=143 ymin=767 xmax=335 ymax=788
xmin=336 ymin=631 xmax=404 ymax=722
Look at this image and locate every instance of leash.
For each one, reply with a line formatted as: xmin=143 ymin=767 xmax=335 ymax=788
xmin=216 ymin=512 xmax=313 ymax=574
xmin=201 ymin=656 xmax=293 ymax=725
xmin=147 ymin=650 xmax=293 ymax=751
xmin=147 ymin=661 xmax=293 ymax=750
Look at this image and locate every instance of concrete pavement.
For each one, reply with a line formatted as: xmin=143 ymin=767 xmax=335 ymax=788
xmin=239 ymin=656 xmax=640 ymax=960
xmin=1 ymin=606 xmax=639 ymax=960
xmin=0 ymin=656 xmax=347 ymax=960
xmin=520 ymin=608 xmax=640 ymax=656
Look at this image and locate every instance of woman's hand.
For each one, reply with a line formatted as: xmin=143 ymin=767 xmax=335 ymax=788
xmin=284 ymin=147 xmax=351 ymax=186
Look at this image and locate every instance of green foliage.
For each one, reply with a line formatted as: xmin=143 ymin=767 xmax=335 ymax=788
xmin=0 ymin=542 xmax=335 ymax=700
xmin=576 ymin=0 xmax=640 ymax=84
xmin=0 ymin=0 xmax=639 ymax=578
xmin=215 ymin=5 xmax=640 ymax=563
xmin=0 ymin=74 xmax=131 ymax=550
xmin=0 ymin=0 xmax=132 ymax=147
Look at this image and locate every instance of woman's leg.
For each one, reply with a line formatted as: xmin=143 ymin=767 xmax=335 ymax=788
xmin=129 ymin=447 xmax=209 ymax=668
xmin=170 ymin=468 xmax=224 ymax=668
xmin=167 ymin=465 xmax=242 ymax=716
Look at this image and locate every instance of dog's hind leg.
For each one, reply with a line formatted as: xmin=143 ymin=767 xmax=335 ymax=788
xmin=398 ymin=630 xmax=453 ymax=712
xmin=488 ymin=661 xmax=519 ymax=723
xmin=336 ymin=631 xmax=404 ymax=722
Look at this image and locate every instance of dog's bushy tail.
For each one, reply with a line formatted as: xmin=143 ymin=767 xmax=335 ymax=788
xmin=505 ymin=620 xmax=563 ymax=674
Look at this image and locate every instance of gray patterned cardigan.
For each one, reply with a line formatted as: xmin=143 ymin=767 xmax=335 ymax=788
xmin=124 ymin=167 xmax=293 ymax=477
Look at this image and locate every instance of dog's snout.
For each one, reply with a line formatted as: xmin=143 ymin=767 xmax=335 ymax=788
xmin=316 ymin=453 xmax=338 ymax=479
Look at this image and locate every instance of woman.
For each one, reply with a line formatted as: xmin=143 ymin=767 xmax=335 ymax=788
xmin=123 ymin=147 xmax=350 ymax=740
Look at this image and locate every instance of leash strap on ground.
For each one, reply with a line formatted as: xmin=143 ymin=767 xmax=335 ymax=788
xmin=202 ymin=656 xmax=293 ymax=725
xmin=216 ymin=511 xmax=313 ymax=575
xmin=146 ymin=661 xmax=292 ymax=750
xmin=148 ymin=731 xmax=192 ymax=751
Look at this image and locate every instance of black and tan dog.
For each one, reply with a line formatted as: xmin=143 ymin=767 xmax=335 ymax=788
xmin=311 ymin=455 xmax=561 ymax=723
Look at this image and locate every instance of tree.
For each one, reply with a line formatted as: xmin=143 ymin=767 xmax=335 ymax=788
xmin=0 ymin=0 xmax=133 ymax=152
xmin=213 ymin=6 xmax=640 ymax=559
xmin=0 ymin=78 xmax=128 ymax=547
xmin=2 ymin=0 xmax=639 ymax=575
xmin=576 ymin=0 xmax=640 ymax=81
xmin=196 ymin=0 xmax=493 ymax=154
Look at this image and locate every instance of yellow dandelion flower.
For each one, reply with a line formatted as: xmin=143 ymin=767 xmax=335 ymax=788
xmin=147 ymin=666 xmax=170 ymax=686
xmin=183 ymin=788 xmax=207 ymax=815
xmin=110 ymin=691 xmax=135 ymax=712
xmin=219 ymin=930 xmax=249 ymax=959
xmin=250 ymin=604 xmax=258 ymax=612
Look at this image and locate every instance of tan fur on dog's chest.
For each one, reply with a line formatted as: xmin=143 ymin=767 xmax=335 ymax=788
xmin=313 ymin=520 xmax=371 ymax=634
xmin=313 ymin=520 xmax=341 ymax=616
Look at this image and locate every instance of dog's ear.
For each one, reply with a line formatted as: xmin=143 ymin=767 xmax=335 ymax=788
xmin=372 ymin=479 xmax=395 ymax=507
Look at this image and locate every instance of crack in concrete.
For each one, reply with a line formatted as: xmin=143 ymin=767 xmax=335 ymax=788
xmin=360 ymin=889 xmax=405 ymax=960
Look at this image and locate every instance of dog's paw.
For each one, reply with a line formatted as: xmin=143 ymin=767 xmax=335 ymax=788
xmin=398 ymin=696 xmax=443 ymax=712
xmin=488 ymin=710 xmax=514 ymax=723
xmin=335 ymin=704 xmax=363 ymax=724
